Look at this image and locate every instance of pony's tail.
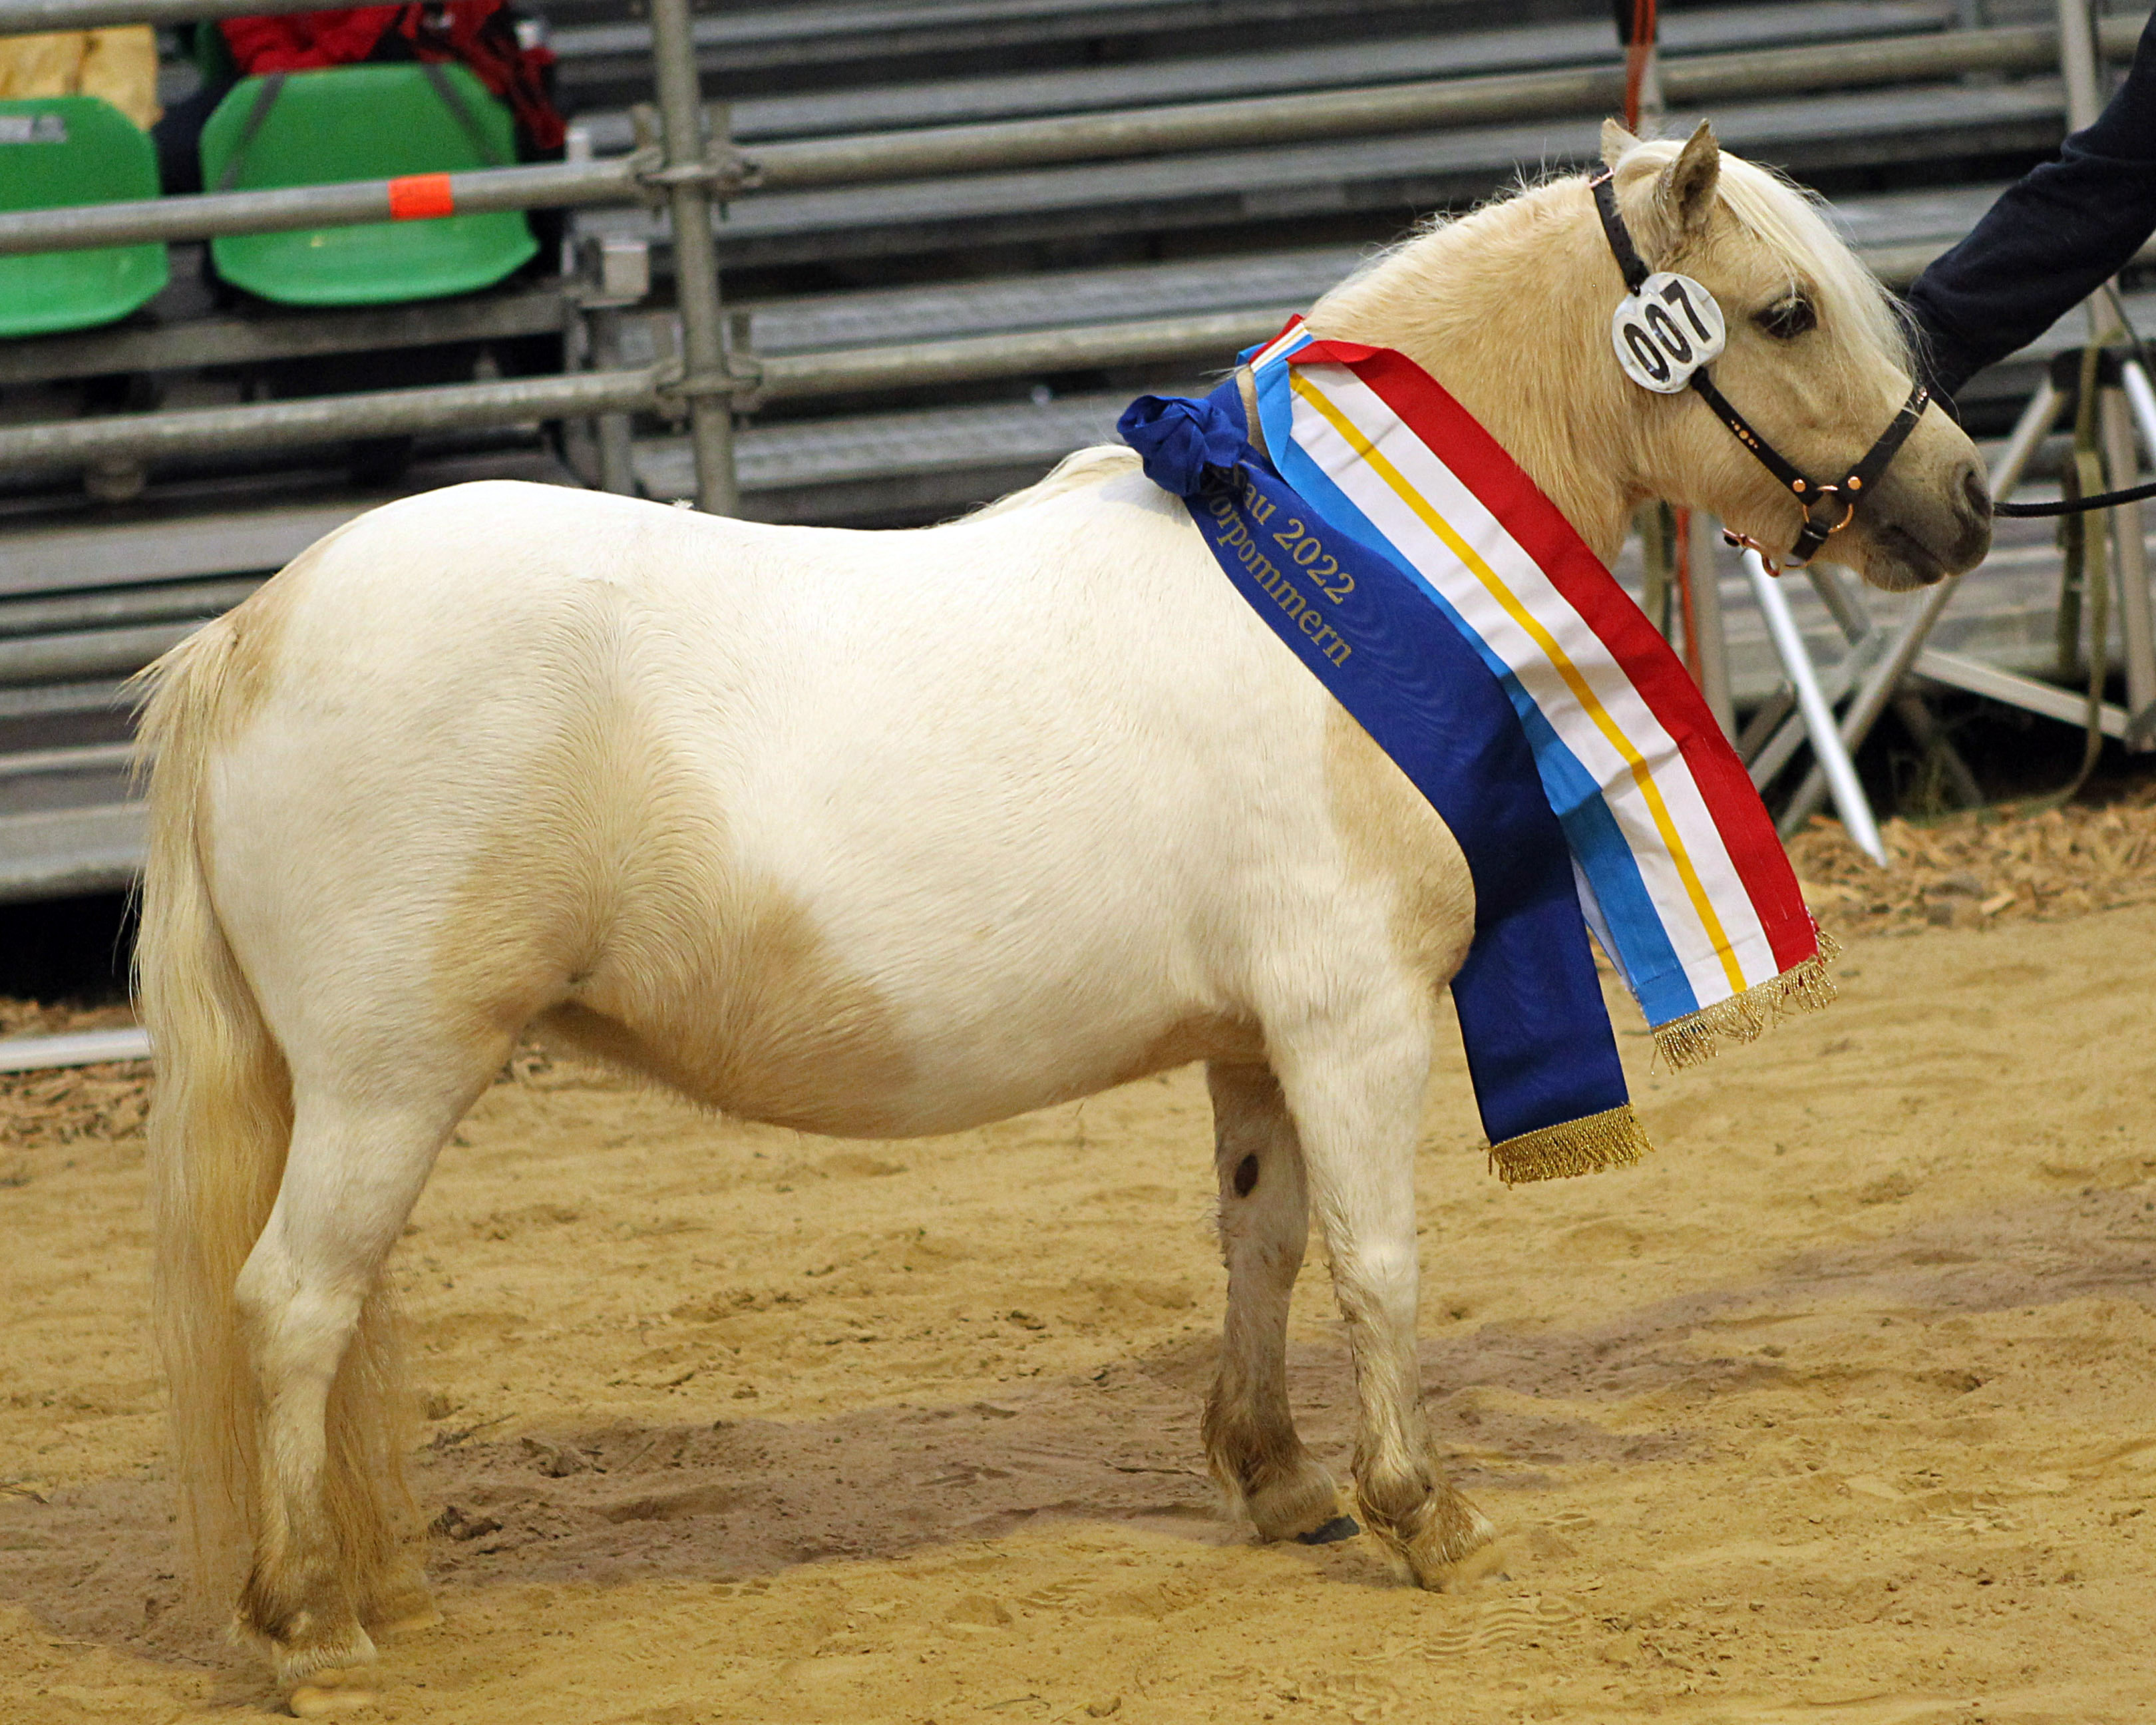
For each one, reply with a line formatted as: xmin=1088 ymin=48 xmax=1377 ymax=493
xmin=140 ymin=566 xmax=420 ymax=1633
xmin=139 ymin=619 xmax=417 ymax=1621
xmin=137 ymin=618 xmax=295 ymax=1603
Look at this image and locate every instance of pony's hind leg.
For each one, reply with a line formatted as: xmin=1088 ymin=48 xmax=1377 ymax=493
xmin=1268 ymin=1007 xmax=1497 ymax=1589
xmin=1202 ymin=1061 xmax=1353 ymax=1544
xmin=234 ymin=1066 xmax=488 ymax=1715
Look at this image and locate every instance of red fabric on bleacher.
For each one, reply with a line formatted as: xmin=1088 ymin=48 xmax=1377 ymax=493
xmin=218 ymin=1 xmax=563 ymax=150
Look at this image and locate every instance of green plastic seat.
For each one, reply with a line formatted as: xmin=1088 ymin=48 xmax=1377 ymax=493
xmin=0 ymin=96 xmax=168 ymax=339
xmin=200 ymin=64 xmax=537 ymax=307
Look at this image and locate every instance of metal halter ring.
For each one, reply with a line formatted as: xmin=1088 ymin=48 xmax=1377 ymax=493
xmin=1588 ymin=168 xmax=1928 ymax=570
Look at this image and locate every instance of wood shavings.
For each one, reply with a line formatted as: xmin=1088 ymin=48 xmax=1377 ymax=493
xmin=1787 ymin=789 xmax=2156 ymax=936
xmin=0 ymin=996 xmax=148 ymax=1157
xmin=0 ymin=1063 xmax=149 ymax=1156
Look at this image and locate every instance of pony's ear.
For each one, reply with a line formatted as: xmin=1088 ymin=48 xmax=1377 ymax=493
xmin=1658 ymin=120 xmax=1721 ymax=234
xmin=1599 ymin=118 xmax=1638 ymax=170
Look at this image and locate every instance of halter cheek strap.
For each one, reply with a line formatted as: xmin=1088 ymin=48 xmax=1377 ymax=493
xmin=1588 ymin=169 xmax=1929 ymax=568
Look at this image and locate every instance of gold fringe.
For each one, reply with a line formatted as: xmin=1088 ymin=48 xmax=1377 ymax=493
xmin=1652 ymin=928 xmax=1842 ymax=1071
xmin=1487 ymin=1103 xmax=1652 ymax=1186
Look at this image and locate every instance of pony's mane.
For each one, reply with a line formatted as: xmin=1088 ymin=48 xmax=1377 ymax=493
xmin=974 ymin=140 xmax=1907 ymax=530
xmin=967 ymin=443 xmax=1140 ymax=520
xmin=1315 ymin=138 xmax=1909 ymax=374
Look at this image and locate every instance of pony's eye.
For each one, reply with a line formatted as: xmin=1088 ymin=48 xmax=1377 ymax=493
xmin=1755 ymin=295 xmax=1817 ymax=340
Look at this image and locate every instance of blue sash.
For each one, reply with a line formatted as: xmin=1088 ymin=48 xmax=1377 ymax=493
xmin=1121 ymin=381 xmax=1644 ymax=1181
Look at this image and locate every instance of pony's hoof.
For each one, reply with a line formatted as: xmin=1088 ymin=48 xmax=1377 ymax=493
xmin=1294 ymin=1514 xmax=1361 ymax=1545
xmin=1242 ymin=1461 xmax=1349 ymax=1545
xmin=1378 ymin=1494 xmax=1499 ymax=1591
xmin=287 ymin=1668 xmax=378 ymax=1716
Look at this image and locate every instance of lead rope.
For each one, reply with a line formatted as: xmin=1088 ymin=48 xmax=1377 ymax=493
xmin=1998 ymin=287 xmax=2156 ymax=517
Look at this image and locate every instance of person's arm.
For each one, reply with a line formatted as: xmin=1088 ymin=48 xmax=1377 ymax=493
xmin=1906 ymin=11 xmax=2156 ymax=400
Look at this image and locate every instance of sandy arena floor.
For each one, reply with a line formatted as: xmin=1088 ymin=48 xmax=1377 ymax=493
xmin=3 ymin=892 xmax=2155 ymax=1723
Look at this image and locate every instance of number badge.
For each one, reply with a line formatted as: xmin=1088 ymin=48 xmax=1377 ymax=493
xmin=1610 ymin=271 xmax=1726 ymax=394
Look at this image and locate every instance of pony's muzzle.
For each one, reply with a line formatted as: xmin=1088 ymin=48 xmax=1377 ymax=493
xmin=1863 ymin=454 xmax=1992 ymax=588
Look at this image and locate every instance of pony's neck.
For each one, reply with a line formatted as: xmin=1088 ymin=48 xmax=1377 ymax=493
xmin=1303 ymin=181 xmax=1642 ymax=564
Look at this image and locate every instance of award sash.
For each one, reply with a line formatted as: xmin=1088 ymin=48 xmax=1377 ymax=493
xmin=1119 ymin=319 xmax=1834 ymax=1181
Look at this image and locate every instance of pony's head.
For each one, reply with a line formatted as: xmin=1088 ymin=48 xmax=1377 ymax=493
xmin=1308 ymin=122 xmax=1991 ymax=591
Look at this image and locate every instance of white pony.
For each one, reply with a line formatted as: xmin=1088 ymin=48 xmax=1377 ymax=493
xmin=138 ymin=124 xmax=1989 ymax=1714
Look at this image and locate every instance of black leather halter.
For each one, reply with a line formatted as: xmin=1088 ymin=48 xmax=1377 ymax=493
xmin=1588 ymin=169 xmax=1930 ymax=568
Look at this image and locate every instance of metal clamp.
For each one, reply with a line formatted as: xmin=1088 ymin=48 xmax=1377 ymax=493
xmin=637 ymin=151 xmax=759 ymax=194
xmin=626 ymin=106 xmax=760 ymax=206
xmin=652 ymin=355 xmax=761 ymax=421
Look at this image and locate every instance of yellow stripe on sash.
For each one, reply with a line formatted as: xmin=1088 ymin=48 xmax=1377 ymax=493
xmin=1288 ymin=371 xmax=1749 ymax=996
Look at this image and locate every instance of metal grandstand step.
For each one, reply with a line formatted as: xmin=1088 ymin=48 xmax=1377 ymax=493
xmin=0 ymin=801 xmax=143 ymax=903
xmin=683 ymin=185 xmax=2021 ymax=367
xmin=588 ymin=246 xmax=1359 ymax=371
xmin=544 ymin=0 xmax=1548 ymax=98
xmin=641 ymin=387 xmax=1155 ymax=520
xmin=0 ymin=286 xmax=570 ymax=391
xmin=0 ymin=502 xmax=376 ymax=600
xmin=569 ymin=0 xmax=1956 ymax=145
xmin=578 ymin=81 xmax=2069 ymax=269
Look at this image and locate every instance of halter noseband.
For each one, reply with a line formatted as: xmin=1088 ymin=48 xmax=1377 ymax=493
xmin=1588 ymin=169 xmax=1929 ymax=570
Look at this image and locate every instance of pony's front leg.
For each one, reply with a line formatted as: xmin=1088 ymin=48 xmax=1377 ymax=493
xmin=1202 ymin=1061 xmax=1354 ymax=1545
xmin=1270 ymin=1010 xmax=1496 ymax=1589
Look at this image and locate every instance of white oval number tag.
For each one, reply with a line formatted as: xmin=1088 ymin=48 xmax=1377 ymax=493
xmin=1611 ymin=271 xmax=1726 ymax=394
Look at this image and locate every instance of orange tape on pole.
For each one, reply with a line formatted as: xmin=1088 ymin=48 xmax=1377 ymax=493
xmin=387 ymin=173 xmax=456 ymax=221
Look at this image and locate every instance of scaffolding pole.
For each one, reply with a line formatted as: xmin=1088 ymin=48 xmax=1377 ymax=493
xmin=647 ymin=0 xmax=738 ymax=514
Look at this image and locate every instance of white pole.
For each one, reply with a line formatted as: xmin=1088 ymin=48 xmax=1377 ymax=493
xmin=1743 ymin=550 xmax=1888 ymax=864
xmin=1685 ymin=511 xmax=1735 ymax=738
xmin=2119 ymin=357 xmax=2156 ymax=468
xmin=1781 ymin=374 xmax=2066 ymax=828
xmin=0 ymin=1026 xmax=150 ymax=1072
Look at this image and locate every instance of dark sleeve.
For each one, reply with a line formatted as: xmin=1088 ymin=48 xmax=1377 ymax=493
xmin=1905 ymin=11 xmax=2156 ymax=400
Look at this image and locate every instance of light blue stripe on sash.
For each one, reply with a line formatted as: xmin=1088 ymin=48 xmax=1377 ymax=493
xmin=1250 ymin=357 xmax=1702 ymax=1024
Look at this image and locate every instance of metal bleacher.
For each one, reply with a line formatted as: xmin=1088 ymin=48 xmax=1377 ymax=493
xmin=0 ymin=0 xmax=2149 ymax=902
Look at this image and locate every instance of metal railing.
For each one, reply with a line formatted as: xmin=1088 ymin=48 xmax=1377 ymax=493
xmin=0 ymin=304 xmax=1292 ymax=469
xmin=3 ymin=0 xmax=354 ymax=23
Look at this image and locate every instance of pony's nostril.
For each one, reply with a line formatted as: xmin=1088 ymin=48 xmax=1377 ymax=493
xmin=1960 ymin=464 xmax=1992 ymax=521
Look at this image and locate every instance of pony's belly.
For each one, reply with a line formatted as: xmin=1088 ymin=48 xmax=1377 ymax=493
xmin=852 ymin=1005 xmax=1266 ymax=1137
xmin=539 ymin=996 xmax=1262 ymax=1140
